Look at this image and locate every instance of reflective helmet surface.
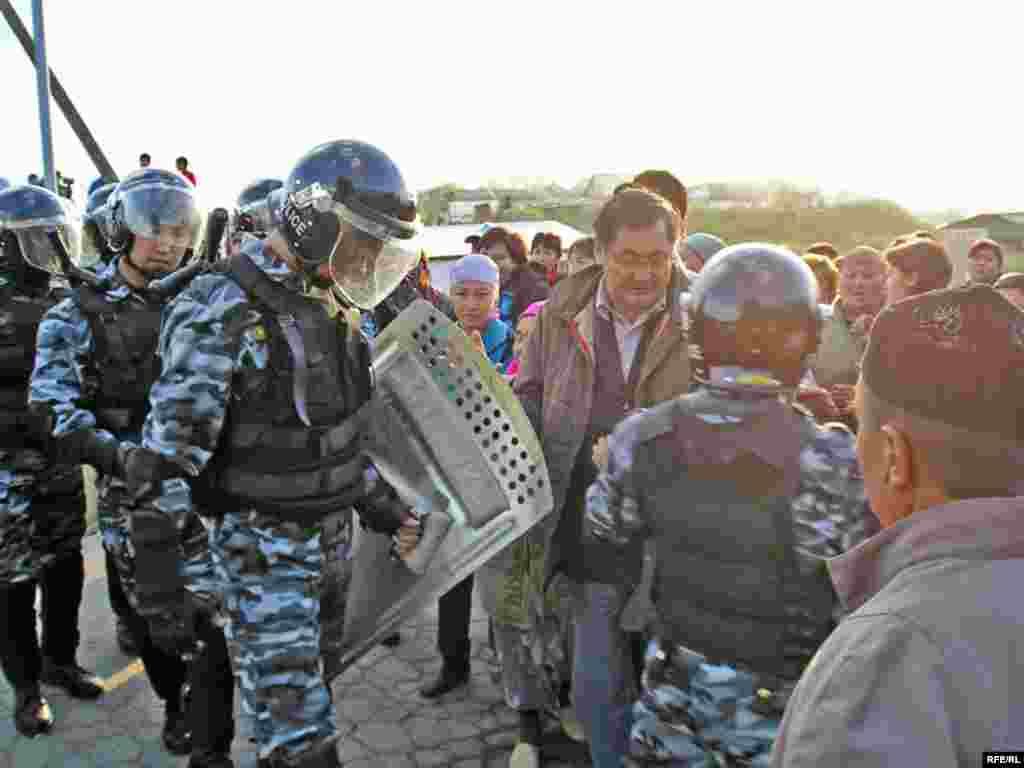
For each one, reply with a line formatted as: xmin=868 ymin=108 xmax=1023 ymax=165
xmin=237 ymin=178 xmax=284 ymax=210
xmin=108 ymin=168 xmax=202 ymax=253
xmin=277 ymin=139 xmax=419 ymax=308
xmin=688 ymin=243 xmax=821 ymax=387
xmin=81 ymin=182 xmax=119 ymax=268
xmin=87 ymin=176 xmax=115 ymax=198
xmin=0 ymin=184 xmax=80 ymax=275
xmin=234 ymin=178 xmax=284 ymax=237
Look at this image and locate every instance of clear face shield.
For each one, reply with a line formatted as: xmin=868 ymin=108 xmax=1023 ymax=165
xmin=278 ymin=184 xmax=420 ymax=309
xmin=8 ymin=215 xmax=81 ymax=275
xmin=120 ymin=181 xmax=202 ymax=252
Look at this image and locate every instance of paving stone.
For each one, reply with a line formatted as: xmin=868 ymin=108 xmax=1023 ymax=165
xmin=335 ymin=736 xmax=368 ymax=763
xmin=484 ymin=730 xmax=518 ymax=748
xmin=10 ymin=736 xmax=54 ymax=768
xmin=495 ymin=707 xmax=521 ymax=728
xmin=0 ymin=718 xmax=16 ymax=751
xmin=355 ymin=722 xmax=413 ymax=753
xmin=337 ymin=696 xmax=378 ymax=724
xmin=473 ymin=716 xmax=501 ymax=733
xmin=449 ymin=737 xmax=486 ymax=759
xmin=89 ymin=734 xmax=143 ymax=763
xmin=58 ymin=701 xmax=108 ymax=728
xmin=348 ymin=757 xmax=415 ymax=768
xmin=138 ymin=738 xmax=182 ymax=768
xmin=414 ymin=748 xmax=452 ymax=767
xmin=453 ymin=759 xmax=482 ymax=768
xmin=366 ymin=656 xmax=421 ymax=684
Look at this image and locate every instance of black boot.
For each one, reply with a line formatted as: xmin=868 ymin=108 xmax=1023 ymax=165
xmin=257 ymin=740 xmax=341 ymax=768
xmin=162 ymin=698 xmax=193 ymax=756
xmin=14 ymin=687 xmax=54 ymax=738
xmin=188 ymin=751 xmax=234 ymax=768
xmin=116 ymin=618 xmax=140 ymax=656
xmin=40 ymin=658 xmax=105 ymax=699
xmin=419 ymin=658 xmax=470 ymax=698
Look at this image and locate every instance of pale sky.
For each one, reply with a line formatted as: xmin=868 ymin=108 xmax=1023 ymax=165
xmin=1 ymin=0 xmax=1020 ymax=215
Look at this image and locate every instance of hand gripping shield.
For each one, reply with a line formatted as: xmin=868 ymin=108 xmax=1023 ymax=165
xmin=322 ymin=299 xmax=553 ymax=681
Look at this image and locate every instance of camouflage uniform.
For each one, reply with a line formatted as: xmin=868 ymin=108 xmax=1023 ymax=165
xmin=0 ymin=276 xmax=85 ymax=584
xmin=0 ymin=272 xmax=90 ymax=703
xmin=29 ymin=260 xmax=215 ymax=606
xmin=585 ymin=388 xmax=872 ymax=766
xmin=129 ymin=239 xmax=409 ymax=764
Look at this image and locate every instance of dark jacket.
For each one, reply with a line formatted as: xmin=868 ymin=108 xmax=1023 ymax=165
xmin=514 ymin=263 xmax=691 ymax=587
xmin=500 ymin=264 xmax=550 ymax=328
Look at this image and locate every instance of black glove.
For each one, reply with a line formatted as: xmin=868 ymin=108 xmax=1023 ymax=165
xmin=52 ymin=426 xmax=122 ymax=476
xmin=121 ymin=446 xmax=182 ymax=499
xmin=148 ymin=597 xmax=199 ymax=657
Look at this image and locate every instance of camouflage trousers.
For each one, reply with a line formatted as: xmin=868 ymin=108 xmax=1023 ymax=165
xmin=627 ymin=641 xmax=780 ymax=767
xmin=0 ymin=454 xmax=86 ymax=584
xmin=208 ymin=510 xmax=336 ymax=763
xmin=97 ymin=476 xmax=220 ymax=613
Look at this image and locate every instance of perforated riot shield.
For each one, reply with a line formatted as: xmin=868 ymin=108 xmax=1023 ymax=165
xmin=322 ymin=299 xmax=552 ymax=682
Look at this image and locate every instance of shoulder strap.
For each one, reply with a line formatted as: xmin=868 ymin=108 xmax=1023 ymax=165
xmin=223 ymin=251 xmax=334 ymax=427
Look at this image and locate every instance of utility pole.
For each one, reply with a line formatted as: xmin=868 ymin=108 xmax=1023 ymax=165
xmin=1 ymin=0 xmax=118 ymax=183
xmin=31 ymin=0 xmax=55 ymax=191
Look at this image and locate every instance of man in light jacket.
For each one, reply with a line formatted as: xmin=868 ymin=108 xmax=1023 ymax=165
xmin=772 ymin=284 xmax=1024 ymax=767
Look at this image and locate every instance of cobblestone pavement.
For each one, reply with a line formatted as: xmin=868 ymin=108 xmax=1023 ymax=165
xmin=0 ymin=533 xmax=591 ymax=767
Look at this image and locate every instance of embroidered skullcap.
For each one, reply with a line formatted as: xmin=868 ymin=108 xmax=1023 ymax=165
xmin=861 ymin=284 xmax=1024 ymax=439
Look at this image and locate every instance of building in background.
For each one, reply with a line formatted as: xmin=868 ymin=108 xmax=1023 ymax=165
xmin=940 ymin=212 xmax=1024 ymax=281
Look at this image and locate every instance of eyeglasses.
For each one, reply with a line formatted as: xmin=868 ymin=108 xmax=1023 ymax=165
xmin=608 ymin=250 xmax=671 ymax=272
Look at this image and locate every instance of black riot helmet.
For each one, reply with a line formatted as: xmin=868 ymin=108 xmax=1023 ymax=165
xmin=233 ymin=177 xmax=283 ymax=237
xmin=275 ymin=139 xmax=420 ymax=308
xmin=81 ymin=182 xmax=118 ymax=269
xmin=107 ymin=168 xmax=203 ymax=273
xmin=0 ymin=184 xmax=79 ymax=291
xmin=688 ymin=243 xmax=822 ymax=389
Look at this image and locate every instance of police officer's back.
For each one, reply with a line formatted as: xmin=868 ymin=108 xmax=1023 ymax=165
xmin=586 ymin=244 xmax=874 ymax=766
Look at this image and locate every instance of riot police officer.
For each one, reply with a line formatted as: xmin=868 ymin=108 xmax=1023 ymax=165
xmin=80 ymin=181 xmax=119 ymax=271
xmin=28 ymin=169 xmax=236 ymax=766
xmin=109 ymin=140 xmax=424 ymax=768
xmin=0 ymin=184 xmax=102 ymax=738
xmin=232 ymin=178 xmax=284 ymax=237
xmin=585 ymin=244 xmax=874 ymax=766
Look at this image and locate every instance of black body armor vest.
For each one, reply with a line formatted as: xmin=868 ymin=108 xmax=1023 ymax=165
xmin=639 ymin=391 xmax=837 ymax=688
xmin=0 ymin=289 xmax=57 ymax=450
xmin=0 ymin=285 xmax=83 ymax=501
xmin=75 ymin=284 xmax=163 ymax=436
xmin=195 ymin=253 xmax=372 ymax=525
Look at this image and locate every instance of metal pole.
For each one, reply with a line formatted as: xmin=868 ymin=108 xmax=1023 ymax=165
xmin=31 ymin=0 xmax=56 ymax=192
xmin=0 ymin=0 xmax=118 ymax=182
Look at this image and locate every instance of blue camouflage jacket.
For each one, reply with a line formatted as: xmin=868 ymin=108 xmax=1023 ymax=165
xmin=129 ymin=239 xmax=403 ymax=538
xmin=29 ymin=259 xmax=148 ymax=446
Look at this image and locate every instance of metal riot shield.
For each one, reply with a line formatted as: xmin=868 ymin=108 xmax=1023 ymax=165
xmin=322 ymin=299 xmax=553 ymax=682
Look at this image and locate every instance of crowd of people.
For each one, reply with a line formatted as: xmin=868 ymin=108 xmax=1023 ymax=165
xmin=0 ymin=151 xmax=1022 ymax=768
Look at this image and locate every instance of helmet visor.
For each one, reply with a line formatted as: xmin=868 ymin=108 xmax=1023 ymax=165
xmin=80 ymin=218 xmax=105 ymax=269
xmin=119 ymin=180 xmax=202 ymax=250
xmin=14 ymin=224 xmax=79 ymax=275
xmin=328 ymin=205 xmax=420 ymax=310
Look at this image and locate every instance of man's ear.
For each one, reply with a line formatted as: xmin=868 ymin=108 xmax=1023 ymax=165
xmin=881 ymin=424 xmax=915 ymax=520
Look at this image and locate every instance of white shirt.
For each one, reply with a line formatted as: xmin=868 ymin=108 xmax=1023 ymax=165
xmin=595 ymin=277 xmax=667 ymax=380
